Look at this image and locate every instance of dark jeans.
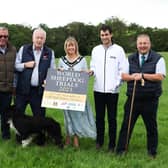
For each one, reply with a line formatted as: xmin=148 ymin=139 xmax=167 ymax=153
xmin=0 ymin=92 xmax=12 ymax=138
xmin=116 ymin=96 xmax=158 ymax=155
xmin=94 ymin=91 xmax=119 ymax=148
xmin=16 ymin=87 xmax=45 ymax=116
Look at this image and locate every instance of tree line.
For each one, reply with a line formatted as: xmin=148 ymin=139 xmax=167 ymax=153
xmin=1 ymin=17 xmax=168 ymax=57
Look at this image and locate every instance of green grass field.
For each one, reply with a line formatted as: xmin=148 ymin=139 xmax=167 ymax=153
xmin=0 ymin=52 xmax=167 ymax=168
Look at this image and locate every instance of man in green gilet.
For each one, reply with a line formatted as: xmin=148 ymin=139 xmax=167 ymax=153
xmin=0 ymin=26 xmax=16 ymax=140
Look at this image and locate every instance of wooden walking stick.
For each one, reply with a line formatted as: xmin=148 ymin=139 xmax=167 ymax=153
xmin=125 ymin=80 xmax=137 ymax=151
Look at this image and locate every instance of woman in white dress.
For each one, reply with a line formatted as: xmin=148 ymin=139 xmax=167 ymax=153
xmin=58 ymin=37 xmax=96 ymax=148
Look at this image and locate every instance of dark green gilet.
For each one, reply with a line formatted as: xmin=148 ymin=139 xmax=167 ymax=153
xmin=0 ymin=42 xmax=16 ymax=92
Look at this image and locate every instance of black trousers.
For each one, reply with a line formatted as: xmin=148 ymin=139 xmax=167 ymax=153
xmin=0 ymin=91 xmax=12 ymax=138
xmin=94 ymin=91 xmax=119 ymax=148
xmin=16 ymin=87 xmax=45 ymax=116
xmin=116 ymin=96 xmax=159 ymax=155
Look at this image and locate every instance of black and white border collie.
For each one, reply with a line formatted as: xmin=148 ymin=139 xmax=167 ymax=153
xmin=6 ymin=105 xmax=63 ymax=148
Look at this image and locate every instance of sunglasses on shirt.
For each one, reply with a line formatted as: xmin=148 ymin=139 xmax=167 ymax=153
xmin=0 ymin=35 xmax=8 ymax=39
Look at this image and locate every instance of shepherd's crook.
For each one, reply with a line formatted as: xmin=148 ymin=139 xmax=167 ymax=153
xmin=125 ymin=80 xmax=136 ymax=151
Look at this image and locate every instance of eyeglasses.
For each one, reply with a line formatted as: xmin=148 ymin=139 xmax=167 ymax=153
xmin=0 ymin=35 xmax=8 ymax=39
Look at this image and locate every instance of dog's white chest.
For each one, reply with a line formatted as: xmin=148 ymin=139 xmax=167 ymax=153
xmin=8 ymin=120 xmax=20 ymax=135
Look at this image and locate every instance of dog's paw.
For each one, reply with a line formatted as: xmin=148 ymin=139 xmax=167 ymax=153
xmin=22 ymin=140 xmax=29 ymax=147
xmin=22 ymin=137 xmax=33 ymax=147
xmin=58 ymin=143 xmax=64 ymax=149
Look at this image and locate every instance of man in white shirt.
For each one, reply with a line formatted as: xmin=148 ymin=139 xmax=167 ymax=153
xmin=89 ymin=24 xmax=126 ymax=151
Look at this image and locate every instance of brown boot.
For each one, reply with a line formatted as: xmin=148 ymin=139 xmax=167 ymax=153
xmin=73 ymin=135 xmax=79 ymax=148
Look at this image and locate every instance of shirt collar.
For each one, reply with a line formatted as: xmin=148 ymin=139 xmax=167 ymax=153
xmin=139 ymin=53 xmax=148 ymax=60
xmin=33 ymin=45 xmax=43 ymax=51
xmin=0 ymin=47 xmax=6 ymax=54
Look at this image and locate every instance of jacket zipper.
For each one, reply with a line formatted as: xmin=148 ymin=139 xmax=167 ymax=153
xmin=104 ymin=49 xmax=107 ymax=92
xmin=4 ymin=54 xmax=7 ymax=86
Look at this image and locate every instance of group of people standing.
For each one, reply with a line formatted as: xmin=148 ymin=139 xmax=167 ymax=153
xmin=0 ymin=24 xmax=166 ymax=158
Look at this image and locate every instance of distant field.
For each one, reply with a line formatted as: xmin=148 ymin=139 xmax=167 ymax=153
xmin=0 ymin=52 xmax=167 ymax=168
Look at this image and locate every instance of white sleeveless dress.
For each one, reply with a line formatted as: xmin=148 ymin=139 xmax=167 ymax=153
xmin=58 ymin=56 xmax=96 ymax=138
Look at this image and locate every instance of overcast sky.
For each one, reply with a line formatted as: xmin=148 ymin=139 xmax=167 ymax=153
xmin=1 ymin=0 xmax=167 ymax=28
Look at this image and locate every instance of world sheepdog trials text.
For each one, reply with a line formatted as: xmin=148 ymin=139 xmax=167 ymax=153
xmin=49 ymin=70 xmax=87 ymax=93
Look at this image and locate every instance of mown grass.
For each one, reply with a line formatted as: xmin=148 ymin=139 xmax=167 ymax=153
xmin=0 ymin=52 xmax=167 ymax=168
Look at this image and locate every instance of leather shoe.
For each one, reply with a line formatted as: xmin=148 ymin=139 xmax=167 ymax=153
xmin=116 ymin=150 xmax=126 ymax=156
xmin=148 ymin=151 xmax=157 ymax=159
xmin=2 ymin=134 xmax=10 ymax=140
xmin=108 ymin=147 xmax=114 ymax=153
xmin=96 ymin=143 xmax=102 ymax=150
xmin=2 ymin=136 xmax=10 ymax=140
